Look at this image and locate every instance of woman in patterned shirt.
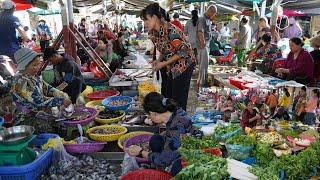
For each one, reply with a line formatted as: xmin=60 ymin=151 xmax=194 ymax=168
xmin=140 ymin=3 xmax=195 ymax=110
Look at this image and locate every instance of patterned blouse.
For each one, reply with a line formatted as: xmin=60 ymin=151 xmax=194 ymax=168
xmin=256 ymin=43 xmax=282 ymax=62
xmin=11 ymin=74 xmax=69 ymax=113
xmin=149 ymin=21 xmax=195 ymax=79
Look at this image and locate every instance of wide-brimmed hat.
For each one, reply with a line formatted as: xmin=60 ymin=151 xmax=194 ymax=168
xmin=14 ymin=48 xmax=41 ymax=71
xmin=2 ymin=0 xmax=16 ymax=10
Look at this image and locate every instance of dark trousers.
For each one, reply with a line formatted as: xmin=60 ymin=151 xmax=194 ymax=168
xmin=160 ymin=64 xmax=194 ymax=111
xmin=40 ymin=40 xmax=50 ymax=52
xmin=63 ymin=78 xmax=85 ymax=104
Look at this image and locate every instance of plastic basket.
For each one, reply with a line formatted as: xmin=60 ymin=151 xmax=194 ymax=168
xmin=202 ymin=148 xmax=222 ymax=157
xmin=87 ymin=125 xmax=128 ymax=142
xmin=63 ymin=107 xmax=98 ymax=126
xmin=95 ymin=110 xmax=125 ymax=124
xmin=102 ymin=96 xmax=133 ymax=111
xmin=214 ymin=128 xmax=242 ymax=142
xmin=86 ymin=90 xmax=120 ymax=101
xmin=124 ymin=134 xmax=153 ymax=163
xmin=64 ymin=142 xmax=106 ymax=154
xmin=0 ymin=134 xmax=55 ymax=180
xmin=118 ymin=131 xmax=153 ymax=150
xmin=225 ymin=144 xmax=254 ymax=161
xmin=85 ymin=100 xmax=105 ymax=112
xmin=121 ymin=169 xmax=172 ymax=180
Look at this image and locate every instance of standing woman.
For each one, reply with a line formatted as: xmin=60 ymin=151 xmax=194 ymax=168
xmin=140 ymin=3 xmax=195 ymax=110
xmin=184 ymin=10 xmax=199 ymax=58
xmin=304 ymin=89 xmax=320 ymax=125
xmin=278 ymin=87 xmax=291 ymax=110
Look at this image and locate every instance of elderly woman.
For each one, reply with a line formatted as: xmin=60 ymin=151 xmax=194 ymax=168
xmin=275 ymin=38 xmax=314 ymax=85
xmin=11 ymin=48 xmax=71 ymax=132
xmin=140 ymin=3 xmax=196 ymax=110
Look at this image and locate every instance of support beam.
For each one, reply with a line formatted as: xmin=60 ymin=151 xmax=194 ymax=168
xmin=260 ymin=0 xmax=267 ymax=18
xmin=67 ymin=0 xmax=77 ymax=62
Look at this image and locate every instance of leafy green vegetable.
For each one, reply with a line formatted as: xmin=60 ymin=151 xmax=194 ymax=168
xmin=226 ymin=134 xmax=256 ymax=146
xmin=179 ymin=148 xmax=218 ymax=164
xmin=175 ymin=157 xmax=228 ymax=180
xmin=250 ymin=165 xmax=279 ymax=180
xmin=215 ymin=124 xmax=241 ymax=135
xmin=181 ymin=135 xmax=220 ymax=150
xmin=279 ymin=130 xmax=299 ymax=138
xmin=253 ymin=143 xmax=276 ymax=167
xmin=251 ymin=140 xmax=320 ymax=180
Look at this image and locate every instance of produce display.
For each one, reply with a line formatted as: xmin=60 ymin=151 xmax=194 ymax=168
xmin=97 ymin=111 xmax=124 ymax=119
xmin=258 ymin=131 xmax=283 ymax=144
xmin=92 ymin=128 xmax=120 ymax=134
xmin=279 ymin=130 xmax=299 ymax=138
xmin=181 ymin=135 xmax=220 ymax=150
xmin=175 ymin=158 xmax=228 ymax=180
xmin=301 ymin=129 xmax=319 ymax=138
xmin=179 ymin=148 xmax=218 ymax=164
xmin=226 ymin=134 xmax=256 ymax=146
xmin=215 ymin=124 xmax=241 ymax=135
xmin=108 ymin=99 xmax=130 ymax=107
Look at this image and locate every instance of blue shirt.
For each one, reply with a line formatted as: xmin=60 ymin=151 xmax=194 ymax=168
xmin=0 ymin=12 xmax=21 ymax=53
xmin=37 ymin=23 xmax=52 ymax=40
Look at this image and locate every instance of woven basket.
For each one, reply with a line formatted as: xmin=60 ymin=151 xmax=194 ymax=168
xmin=121 ymin=169 xmax=172 ymax=180
xmin=95 ymin=111 xmax=125 ymax=124
xmin=124 ymin=134 xmax=153 ymax=163
xmin=64 ymin=142 xmax=106 ymax=154
xmin=63 ymin=107 xmax=98 ymax=126
xmin=118 ymin=131 xmax=153 ymax=150
xmin=87 ymin=125 xmax=127 ymax=142
xmin=85 ymin=100 xmax=105 ymax=112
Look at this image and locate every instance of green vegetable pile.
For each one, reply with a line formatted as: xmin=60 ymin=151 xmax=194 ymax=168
xmin=279 ymin=130 xmax=299 ymax=138
xmin=250 ymin=140 xmax=320 ymax=180
xmin=252 ymin=143 xmax=276 ymax=167
xmin=226 ymin=134 xmax=256 ymax=146
xmin=179 ymin=148 xmax=218 ymax=164
xmin=175 ymin=157 xmax=228 ymax=180
xmin=181 ymin=135 xmax=220 ymax=150
xmin=215 ymin=124 xmax=241 ymax=135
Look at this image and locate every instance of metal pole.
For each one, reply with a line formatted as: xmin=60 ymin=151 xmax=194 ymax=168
xmin=200 ymin=2 xmax=205 ymax=15
xmin=260 ymin=0 xmax=267 ymax=18
xmin=60 ymin=0 xmax=71 ymax=55
xmin=66 ymin=0 xmax=77 ymax=61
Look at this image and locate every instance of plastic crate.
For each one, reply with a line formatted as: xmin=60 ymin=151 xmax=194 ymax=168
xmin=0 ymin=148 xmax=53 ymax=180
xmin=0 ymin=134 xmax=56 ymax=180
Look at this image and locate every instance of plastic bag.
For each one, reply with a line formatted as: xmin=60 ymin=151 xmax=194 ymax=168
xmin=121 ymin=153 xmax=140 ymax=175
xmin=43 ymin=137 xmax=79 ymax=172
xmin=153 ymin=71 xmax=162 ymax=92
xmin=225 ymin=144 xmax=254 ymax=160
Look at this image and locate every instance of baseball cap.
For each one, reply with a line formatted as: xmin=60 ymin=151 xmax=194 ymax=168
xmin=2 ymin=0 xmax=16 ymax=10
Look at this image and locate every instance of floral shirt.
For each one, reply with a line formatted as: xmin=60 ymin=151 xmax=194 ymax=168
xmin=11 ymin=74 xmax=69 ymax=113
xmin=149 ymin=21 xmax=195 ymax=79
xmin=256 ymin=44 xmax=282 ymax=62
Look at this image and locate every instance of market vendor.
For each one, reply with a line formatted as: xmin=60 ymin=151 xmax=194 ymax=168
xmin=44 ymin=47 xmax=85 ymax=104
xmin=293 ymin=86 xmax=307 ymax=121
xmin=249 ymin=33 xmax=282 ymax=74
xmin=11 ymin=48 xmax=71 ymax=129
xmin=140 ymin=3 xmax=196 ymax=110
xmin=272 ymin=107 xmax=290 ymax=121
xmin=95 ymin=41 xmax=120 ymax=72
xmin=221 ymin=96 xmax=235 ymax=122
xmin=240 ymin=101 xmax=262 ymax=129
xmin=275 ymin=38 xmax=314 ymax=85
xmin=137 ymin=92 xmax=202 ymax=175
xmin=304 ymin=89 xmax=319 ymax=125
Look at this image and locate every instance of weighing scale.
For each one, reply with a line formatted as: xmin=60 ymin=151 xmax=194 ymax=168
xmin=0 ymin=126 xmax=36 ymax=166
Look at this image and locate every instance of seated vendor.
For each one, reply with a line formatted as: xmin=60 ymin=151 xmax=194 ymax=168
xmin=240 ymin=101 xmax=262 ymax=129
xmin=132 ymin=92 xmax=202 ymax=175
xmin=44 ymin=47 xmax=85 ymax=104
xmin=221 ymin=96 xmax=235 ymax=122
xmin=11 ymin=48 xmax=71 ymax=129
xmin=249 ymin=33 xmax=282 ymax=74
xmin=272 ymin=107 xmax=290 ymax=121
xmin=95 ymin=41 xmax=120 ymax=72
xmin=275 ymin=38 xmax=314 ymax=85
xmin=113 ymin=32 xmax=128 ymax=59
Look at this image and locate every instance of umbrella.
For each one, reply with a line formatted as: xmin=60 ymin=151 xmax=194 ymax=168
xmin=15 ymin=3 xmax=32 ymax=11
